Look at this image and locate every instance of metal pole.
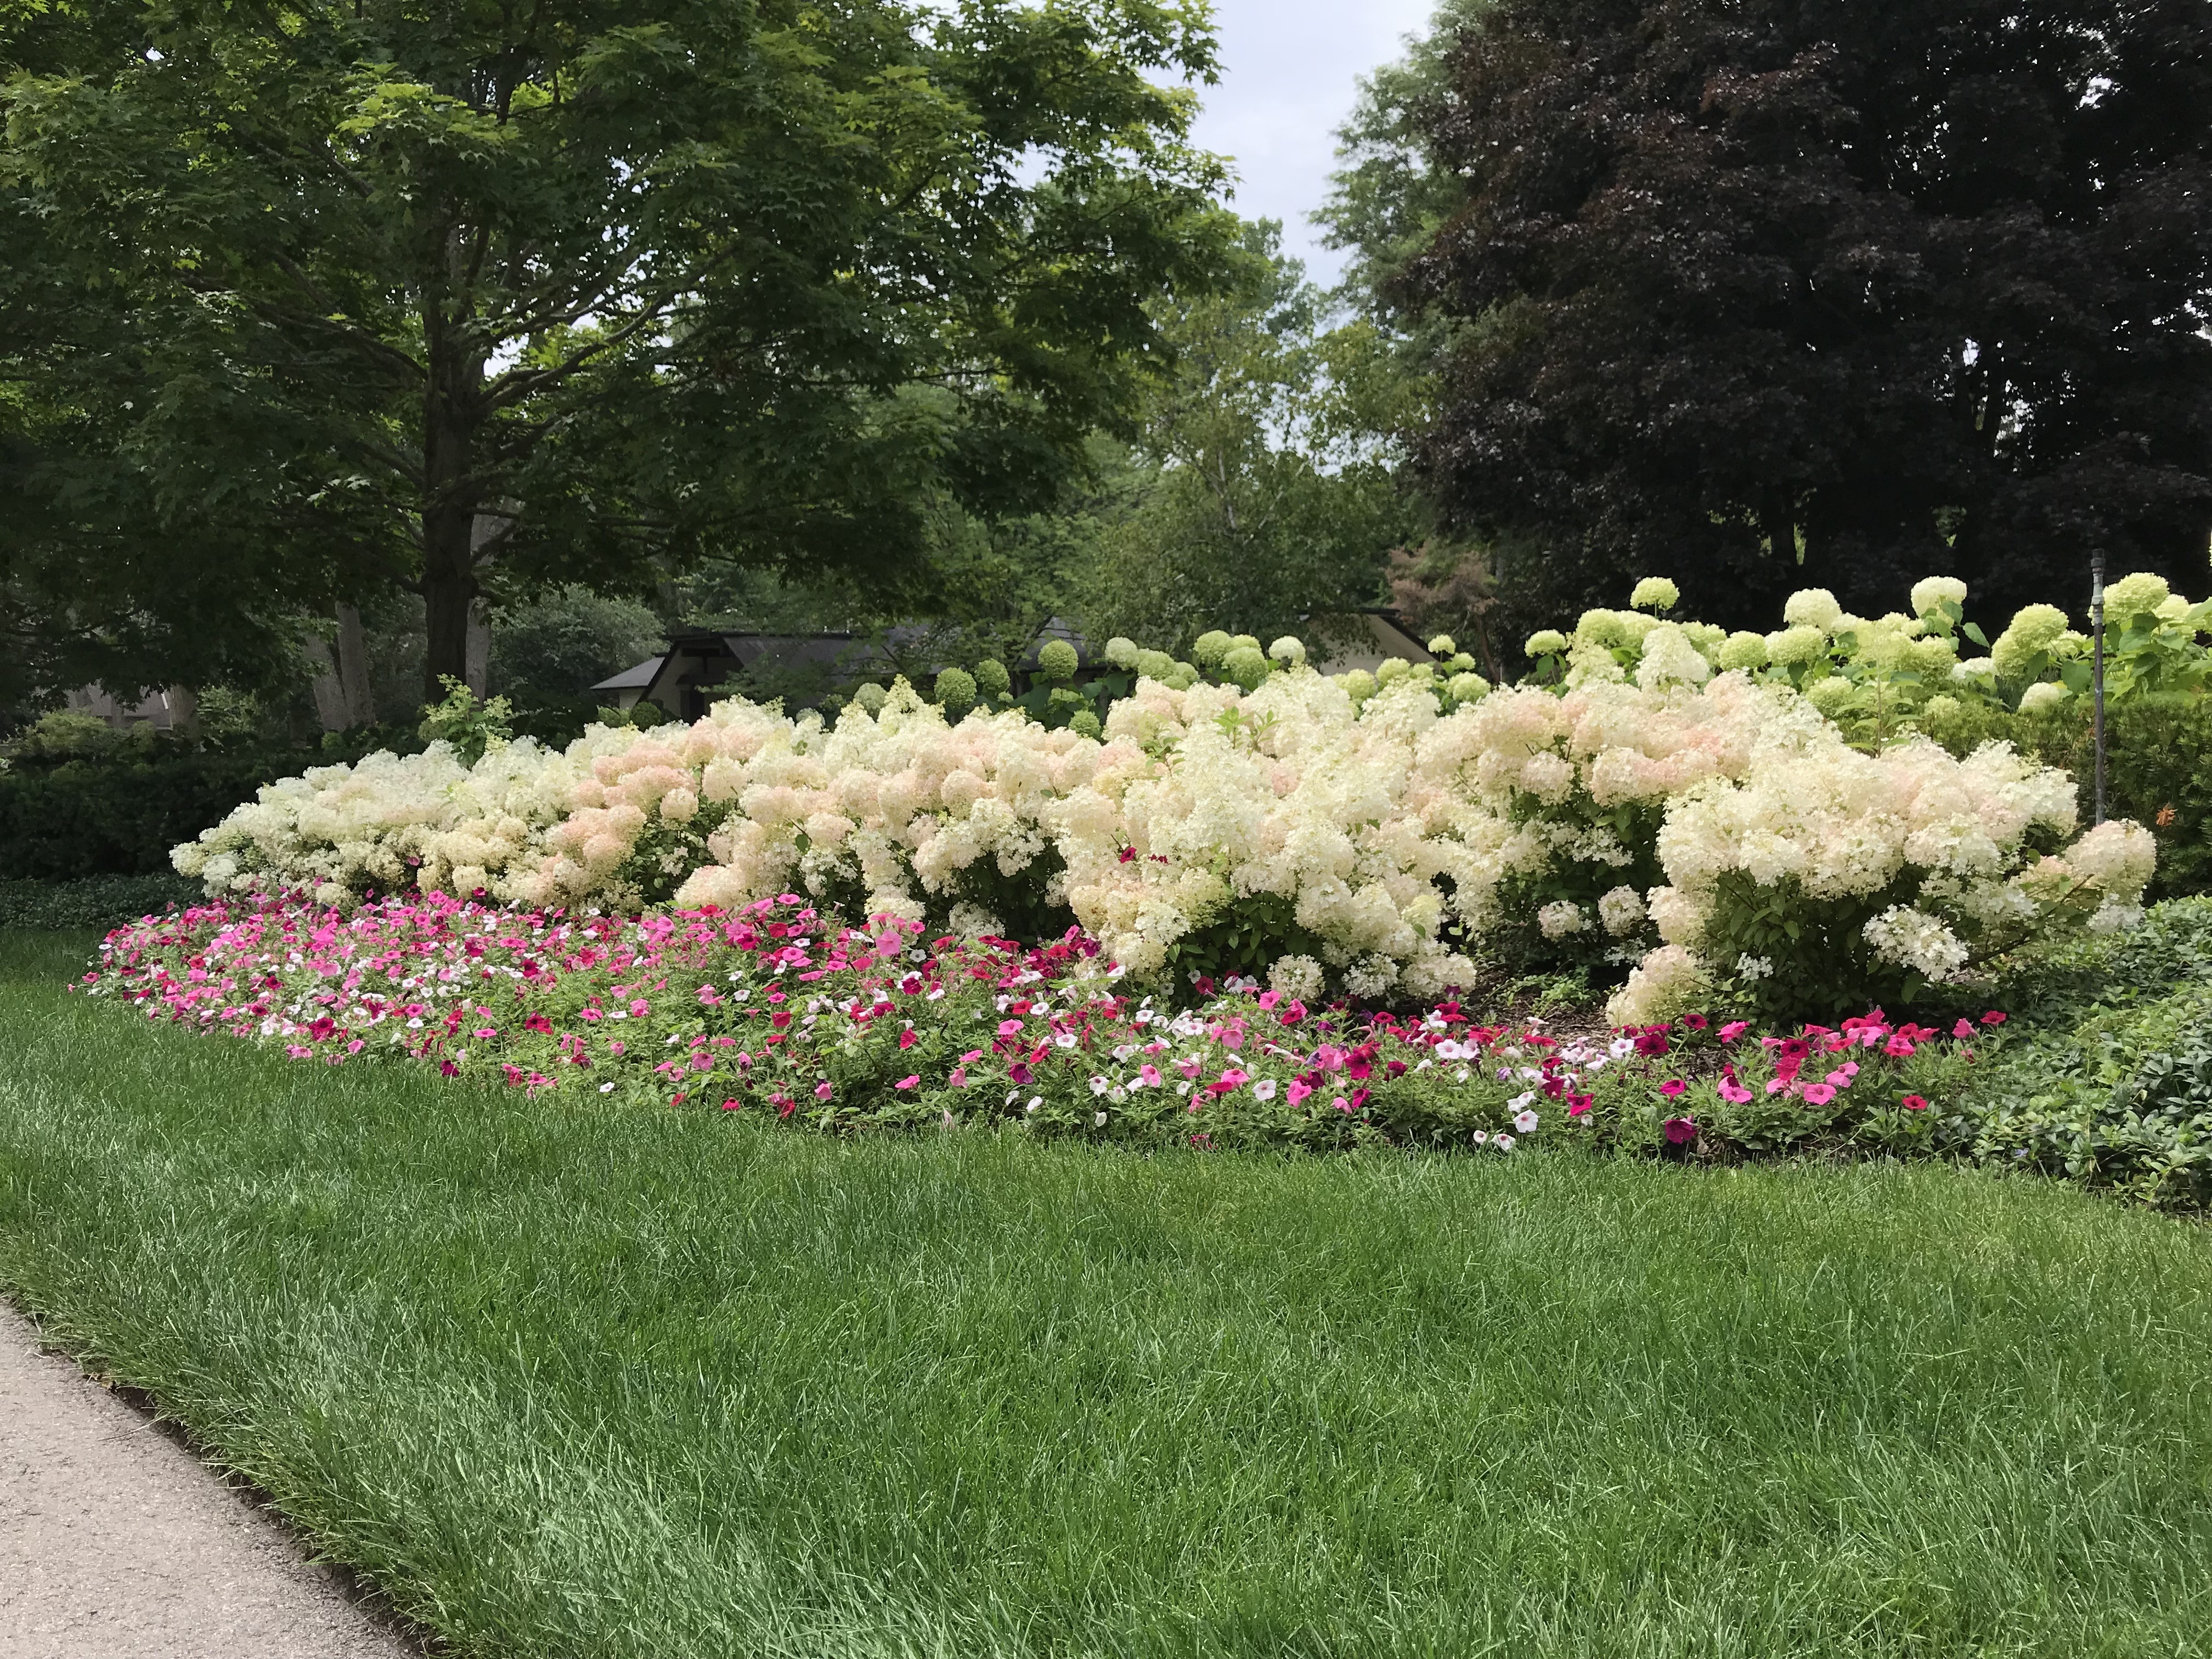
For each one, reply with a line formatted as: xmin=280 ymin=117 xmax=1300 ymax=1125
xmin=2091 ymin=549 xmax=2107 ymax=827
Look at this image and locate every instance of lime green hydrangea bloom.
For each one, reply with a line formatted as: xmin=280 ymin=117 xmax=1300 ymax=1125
xmin=1765 ymin=624 xmax=1828 ymax=667
xmin=1784 ymin=588 xmax=1844 ymax=631
xmin=1909 ymin=576 xmax=1968 ymax=619
xmin=1804 ymin=676 xmax=1855 ymax=716
xmin=1716 ymin=630 xmax=1769 ymax=670
xmin=1991 ymin=604 xmax=2070 ymax=680
xmin=2104 ymin=572 xmax=2172 ymax=623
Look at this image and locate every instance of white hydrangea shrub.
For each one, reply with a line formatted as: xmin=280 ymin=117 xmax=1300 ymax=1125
xmin=177 ymin=575 xmax=2165 ymax=1012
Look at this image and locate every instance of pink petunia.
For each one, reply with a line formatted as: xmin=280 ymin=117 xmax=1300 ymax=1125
xmin=895 ymin=1075 xmax=919 ymax=1090
xmin=1662 ymin=1116 xmax=1697 ymax=1145
xmin=1802 ymin=1084 xmax=1837 ymax=1105
xmin=1900 ymin=1093 xmax=1930 ymax=1111
xmin=1718 ymin=1020 xmax=1750 ymax=1042
xmin=814 ymin=1080 xmax=833 ymax=1100
xmin=1659 ymin=1079 xmax=1687 ymax=1098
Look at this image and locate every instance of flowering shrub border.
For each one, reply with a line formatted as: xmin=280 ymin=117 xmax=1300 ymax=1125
xmin=82 ymin=894 xmax=1983 ymax=1161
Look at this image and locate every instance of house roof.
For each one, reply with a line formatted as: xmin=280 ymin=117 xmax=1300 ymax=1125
xmin=590 ymin=656 xmax=665 ymax=693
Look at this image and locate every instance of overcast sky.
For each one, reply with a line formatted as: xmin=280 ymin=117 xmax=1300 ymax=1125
xmin=1183 ymin=0 xmax=1441 ymax=287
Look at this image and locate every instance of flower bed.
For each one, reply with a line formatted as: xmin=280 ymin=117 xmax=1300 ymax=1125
xmin=81 ymin=893 xmax=1982 ymax=1160
xmin=164 ymin=574 xmax=2190 ymax=1023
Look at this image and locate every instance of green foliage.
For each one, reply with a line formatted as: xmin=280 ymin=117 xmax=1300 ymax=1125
xmin=1159 ymin=891 xmax=1329 ymax=996
xmin=595 ymin=701 xmax=669 ymax=731
xmin=1076 ymin=223 xmax=1416 ymax=653
xmin=0 ymin=873 xmax=201 ymax=931
xmin=1921 ymin=697 xmax=2212 ymax=899
xmin=5 ymin=710 xmax=136 ymax=761
xmin=2 ymin=0 xmax=1237 ymax=696
xmin=1964 ymin=908 xmax=2212 ymax=1211
xmin=0 ymin=751 xmax=320 ymax=879
xmin=487 ymin=586 xmax=664 ymax=742
xmin=191 ymin=686 xmax=270 ymax=747
xmin=933 ymin=668 xmax=978 ymax=721
xmin=414 ymin=679 xmax=514 ymax=768
xmin=1700 ymin=872 xmax=1954 ymax=1025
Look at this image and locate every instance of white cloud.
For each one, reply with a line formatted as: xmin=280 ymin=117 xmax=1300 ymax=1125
xmin=1187 ymin=0 xmax=1440 ymax=285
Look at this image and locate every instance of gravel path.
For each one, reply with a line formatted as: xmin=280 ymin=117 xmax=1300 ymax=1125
xmin=0 ymin=1299 xmax=416 ymax=1658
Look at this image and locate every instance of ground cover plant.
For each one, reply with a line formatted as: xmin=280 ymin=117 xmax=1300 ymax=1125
xmin=0 ymin=872 xmax=199 ymax=932
xmin=1954 ymin=898 xmax=2212 ymax=1211
xmin=5 ymin=927 xmax=2212 ymax=1658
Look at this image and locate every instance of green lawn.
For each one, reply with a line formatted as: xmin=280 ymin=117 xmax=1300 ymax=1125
xmin=3 ymin=929 xmax=2209 ymax=1658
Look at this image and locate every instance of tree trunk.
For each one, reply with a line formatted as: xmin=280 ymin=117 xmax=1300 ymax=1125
xmin=304 ymin=636 xmax=349 ymax=731
xmin=422 ymin=557 xmax=476 ymax=706
xmin=311 ymin=606 xmax=378 ymax=730
xmin=1760 ymin=494 xmax=1797 ymax=568
xmin=466 ymin=596 xmax=491 ymax=696
xmin=420 ymin=274 xmax=486 ymax=703
xmin=335 ymin=603 xmax=375 ymax=726
xmin=165 ymin=684 xmax=199 ymax=743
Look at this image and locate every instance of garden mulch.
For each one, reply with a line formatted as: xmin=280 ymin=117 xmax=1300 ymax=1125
xmin=0 ymin=1297 xmax=415 ymax=1659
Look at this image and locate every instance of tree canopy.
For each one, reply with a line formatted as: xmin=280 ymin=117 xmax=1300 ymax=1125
xmin=1 ymin=0 xmax=1235 ymax=699
xmin=1074 ymin=221 xmax=1417 ymax=653
xmin=1333 ymin=0 xmax=2212 ymax=636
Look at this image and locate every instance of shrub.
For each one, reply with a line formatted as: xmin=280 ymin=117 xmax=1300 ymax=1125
xmin=0 ymin=749 xmax=328 ymax=879
xmin=1920 ymin=697 xmax=2212 ymax=900
xmin=169 ymin=662 xmax=2142 ymax=1014
xmin=6 ymin=709 xmax=142 ymax=761
xmin=415 ymin=678 xmax=515 ymax=766
xmin=162 ymin=572 xmax=2196 ymax=1014
xmin=0 ymin=874 xmax=202 ymax=930
xmin=1936 ymin=899 xmax=2212 ymax=1211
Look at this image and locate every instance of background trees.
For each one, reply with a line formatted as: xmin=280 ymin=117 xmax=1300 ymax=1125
xmin=1330 ymin=0 xmax=2212 ymax=642
xmin=1074 ymin=222 xmax=1417 ymax=654
xmin=2 ymin=0 xmax=1234 ymax=700
xmin=670 ymin=222 xmax=1419 ymax=667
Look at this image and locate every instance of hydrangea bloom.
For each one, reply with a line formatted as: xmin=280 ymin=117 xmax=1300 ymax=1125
xmin=173 ymin=575 xmax=2159 ymax=1011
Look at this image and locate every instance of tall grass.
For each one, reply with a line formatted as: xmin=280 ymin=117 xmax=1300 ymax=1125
xmin=2 ymin=930 xmax=2208 ymax=1657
